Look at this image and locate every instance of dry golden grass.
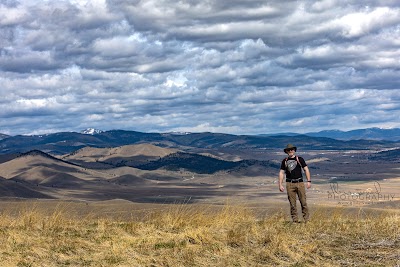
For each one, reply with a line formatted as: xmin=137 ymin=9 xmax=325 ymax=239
xmin=0 ymin=203 xmax=399 ymax=267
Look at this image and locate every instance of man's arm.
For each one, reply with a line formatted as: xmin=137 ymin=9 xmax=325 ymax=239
xmin=279 ymin=169 xmax=285 ymax=192
xmin=303 ymin=166 xmax=311 ymax=189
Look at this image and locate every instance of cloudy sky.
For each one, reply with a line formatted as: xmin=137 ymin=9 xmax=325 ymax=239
xmin=1 ymin=0 xmax=400 ymax=136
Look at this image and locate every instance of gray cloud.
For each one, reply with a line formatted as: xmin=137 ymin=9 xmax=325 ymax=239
xmin=0 ymin=0 xmax=399 ymax=135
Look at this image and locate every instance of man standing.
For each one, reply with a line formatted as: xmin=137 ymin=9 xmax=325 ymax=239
xmin=279 ymin=144 xmax=311 ymax=223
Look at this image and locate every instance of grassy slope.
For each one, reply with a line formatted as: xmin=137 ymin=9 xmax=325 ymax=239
xmin=0 ymin=204 xmax=399 ymax=267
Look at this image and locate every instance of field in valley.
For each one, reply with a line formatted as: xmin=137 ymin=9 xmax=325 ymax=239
xmin=1 ymin=147 xmax=400 ymax=266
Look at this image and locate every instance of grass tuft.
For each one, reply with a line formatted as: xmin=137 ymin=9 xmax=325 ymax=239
xmin=0 ymin=203 xmax=399 ymax=266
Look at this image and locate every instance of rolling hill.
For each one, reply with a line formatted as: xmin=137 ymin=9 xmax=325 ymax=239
xmin=368 ymin=148 xmax=400 ymax=161
xmin=305 ymin=127 xmax=400 ymax=141
xmin=0 ymin=150 xmax=102 ymax=184
xmin=136 ymin=151 xmax=279 ymax=174
xmin=137 ymin=152 xmax=240 ymax=174
xmin=0 ymin=176 xmax=52 ymax=199
xmin=62 ymin=143 xmax=178 ymax=168
xmin=1 ymin=129 xmax=398 ymax=155
xmin=0 ymin=149 xmax=168 ymax=200
xmin=1 ymin=128 xmax=399 ymax=202
xmin=0 ymin=133 xmax=10 ymax=140
xmin=0 ymin=139 xmax=283 ymax=201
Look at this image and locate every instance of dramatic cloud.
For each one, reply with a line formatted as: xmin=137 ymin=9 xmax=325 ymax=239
xmin=0 ymin=0 xmax=399 ymax=135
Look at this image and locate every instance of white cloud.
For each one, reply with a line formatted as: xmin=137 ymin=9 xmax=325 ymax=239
xmin=336 ymin=7 xmax=400 ymax=38
xmin=0 ymin=6 xmax=29 ymax=26
xmin=16 ymin=98 xmax=57 ymax=109
xmin=0 ymin=0 xmax=399 ymax=135
xmin=92 ymin=34 xmax=153 ymax=57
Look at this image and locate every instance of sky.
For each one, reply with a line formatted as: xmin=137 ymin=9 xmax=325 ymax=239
xmin=1 ymin=0 xmax=400 ymax=136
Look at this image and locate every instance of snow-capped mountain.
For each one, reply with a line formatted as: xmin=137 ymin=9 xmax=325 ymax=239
xmin=80 ymin=128 xmax=104 ymax=135
xmin=164 ymin=131 xmax=192 ymax=135
xmin=0 ymin=133 xmax=10 ymax=140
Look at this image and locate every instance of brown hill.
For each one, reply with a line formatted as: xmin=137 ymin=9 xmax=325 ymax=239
xmin=0 ymin=176 xmax=52 ymax=199
xmin=62 ymin=144 xmax=178 ymax=167
xmin=0 ymin=150 xmax=177 ymax=200
xmin=10 ymin=167 xmax=88 ymax=188
xmin=0 ymin=152 xmax=108 ymax=182
xmin=109 ymin=174 xmax=154 ymax=186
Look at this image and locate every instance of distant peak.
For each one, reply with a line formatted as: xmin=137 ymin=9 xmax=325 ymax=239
xmin=165 ymin=131 xmax=191 ymax=135
xmin=19 ymin=150 xmax=57 ymax=160
xmin=0 ymin=133 xmax=10 ymax=140
xmin=81 ymin=128 xmax=103 ymax=135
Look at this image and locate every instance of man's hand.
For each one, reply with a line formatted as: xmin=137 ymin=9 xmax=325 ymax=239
xmin=278 ymin=170 xmax=285 ymax=192
xmin=304 ymin=167 xmax=311 ymax=190
xmin=306 ymin=181 xmax=311 ymax=189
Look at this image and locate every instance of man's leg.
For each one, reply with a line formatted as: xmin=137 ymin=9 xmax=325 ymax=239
xmin=298 ymin=182 xmax=309 ymax=222
xmin=286 ymin=182 xmax=299 ymax=222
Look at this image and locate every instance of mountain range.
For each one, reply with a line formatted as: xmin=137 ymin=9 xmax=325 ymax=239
xmin=0 ymin=127 xmax=399 ymax=155
xmin=259 ymin=127 xmax=400 ymax=141
xmin=304 ymin=127 xmax=400 ymax=141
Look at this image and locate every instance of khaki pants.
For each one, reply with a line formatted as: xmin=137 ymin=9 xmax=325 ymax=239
xmin=286 ymin=182 xmax=309 ymax=222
